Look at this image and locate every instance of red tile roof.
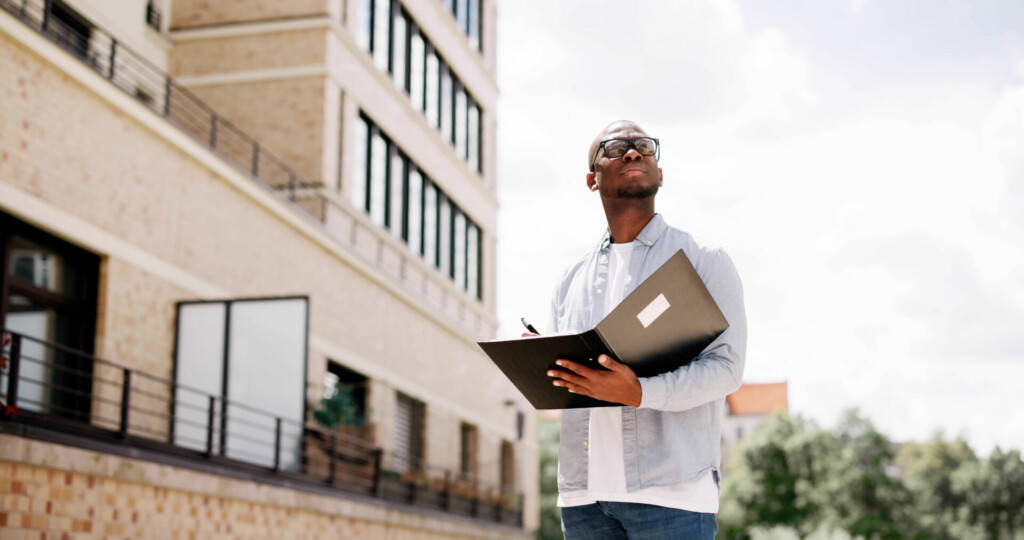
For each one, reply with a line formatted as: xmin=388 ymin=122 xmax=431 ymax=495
xmin=727 ymin=382 xmax=788 ymax=416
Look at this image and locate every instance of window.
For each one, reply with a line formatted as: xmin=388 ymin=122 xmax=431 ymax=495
xmin=351 ymin=116 xmax=370 ymax=210
xmin=438 ymin=195 xmax=451 ymax=278
xmin=395 ymin=392 xmax=426 ymax=472
xmin=453 ymin=209 xmax=466 ymax=289
xmin=409 ymin=31 xmax=425 ymax=111
xmin=460 ymin=422 xmax=478 ymax=479
xmin=357 ymin=0 xmax=372 ymax=50
xmin=423 ymin=182 xmax=438 ymax=266
xmin=369 ymin=131 xmax=387 ymax=226
xmin=173 ymin=297 xmax=308 ymax=471
xmin=439 ymin=66 xmax=453 ymax=144
xmin=390 ymin=5 xmax=407 ymax=90
xmin=454 ymin=86 xmax=467 ymax=160
xmin=318 ymin=361 xmax=369 ymax=429
xmin=353 ymin=113 xmax=484 ymax=297
xmin=425 ymin=49 xmax=440 ymax=128
xmin=468 ymin=0 xmax=481 ymax=50
xmin=372 ymin=0 xmax=391 ymax=72
xmin=388 ymin=148 xmax=405 ymax=237
xmin=1 ymin=214 xmax=99 ymax=424
xmin=500 ymin=440 xmax=515 ymax=492
xmin=467 ymin=223 xmax=480 ymax=299
xmin=468 ymin=101 xmax=480 ymax=173
xmin=407 ymin=168 xmax=423 ymax=254
xmin=358 ymin=5 xmax=484 ymax=174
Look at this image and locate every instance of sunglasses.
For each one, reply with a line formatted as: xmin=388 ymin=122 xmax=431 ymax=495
xmin=590 ymin=137 xmax=660 ymax=172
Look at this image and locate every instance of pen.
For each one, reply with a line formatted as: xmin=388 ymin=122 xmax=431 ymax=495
xmin=520 ymin=317 xmax=540 ymax=335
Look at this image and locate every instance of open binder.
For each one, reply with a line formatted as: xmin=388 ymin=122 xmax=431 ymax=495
xmin=477 ymin=250 xmax=729 ymax=410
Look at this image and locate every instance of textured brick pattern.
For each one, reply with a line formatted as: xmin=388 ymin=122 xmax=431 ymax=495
xmin=171 ymin=0 xmax=328 ymax=29
xmin=0 ymin=460 xmax=508 ymax=539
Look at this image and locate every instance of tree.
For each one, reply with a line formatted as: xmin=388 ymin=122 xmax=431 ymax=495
xmin=536 ymin=415 xmax=563 ymax=539
xmin=952 ymin=447 xmax=1024 ymax=540
xmin=720 ymin=410 xmax=921 ymax=539
xmin=895 ymin=433 xmax=977 ymax=538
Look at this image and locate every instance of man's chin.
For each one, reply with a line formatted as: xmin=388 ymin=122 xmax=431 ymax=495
xmin=613 ymin=185 xmax=660 ymax=199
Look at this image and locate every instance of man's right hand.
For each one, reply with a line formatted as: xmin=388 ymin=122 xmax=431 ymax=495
xmin=521 ymin=332 xmax=538 ymax=338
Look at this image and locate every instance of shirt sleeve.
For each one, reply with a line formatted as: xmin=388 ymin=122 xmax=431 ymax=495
xmin=638 ymin=249 xmax=747 ymax=412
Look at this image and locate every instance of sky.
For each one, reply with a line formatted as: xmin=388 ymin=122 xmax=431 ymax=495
xmin=494 ymin=0 xmax=1024 ymax=455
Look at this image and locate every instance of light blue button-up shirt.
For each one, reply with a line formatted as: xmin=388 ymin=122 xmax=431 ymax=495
xmin=550 ymin=214 xmax=747 ymax=492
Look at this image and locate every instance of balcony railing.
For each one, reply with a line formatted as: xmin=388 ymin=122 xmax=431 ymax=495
xmin=0 ymin=0 xmax=495 ymax=339
xmin=0 ymin=329 xmax=524 ymax=527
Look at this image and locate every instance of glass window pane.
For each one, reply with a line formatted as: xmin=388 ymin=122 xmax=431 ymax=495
xmin=455 ymin=86 xmax=467 ymax=160
xmin=467 ymin=223 xmax=479 ymax=299
xmin=225 ymin=298 xmax=308 ymax=471
xmin=410 ymin=31 xmax=425 ymax=111
xmin=369 ymin=132 xmax=387 ymax=226
xmin=469 ymin=0 xmax=480 ymax=50
xmin=389 ymin=150 xmax=405 ymax=238
xmin=425 ymin=50 xmax=440 ymax=128
xmin=440 ymin=65 xmax=453 ymax=144
xmin=439 ymin=195 xmax=451 ymax=277
xmin=391 ymin=9 xmax=406 ymax=89
xmin=173 ymin=303 xmax=226 ymax=453
xmin=457 ymin=0 xmax=469 ymax=35
xmin=454 ymin=209 xmax=466 ymax=289
xmin=468 ymin=102 xmax=480 ymax=173
xmin=351 ymin=117 xmax=369 ymax=210
xmin=408 ymin=168 xmax=423 ymax=254
xmin=357 ymin=0 xmax=372 ymax=51
xmin=9 ymin=237 xmax=64 ymax=294
xmin=423 ymin=182 xmax=438 ymax=266
xmin=372 ymin=0 xmax=390 ymax=72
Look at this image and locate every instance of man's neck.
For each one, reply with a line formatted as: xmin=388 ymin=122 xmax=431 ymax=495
xmin=602 ymin=198 xmax=656 ymax=244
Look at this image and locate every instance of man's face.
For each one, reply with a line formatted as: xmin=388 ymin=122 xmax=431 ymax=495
xmin=587 ymin=125 xmax=663 ymax=200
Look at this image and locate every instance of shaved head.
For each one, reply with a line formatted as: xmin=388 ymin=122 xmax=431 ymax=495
xmin=587 ymin=120 xmax=650 ymax=171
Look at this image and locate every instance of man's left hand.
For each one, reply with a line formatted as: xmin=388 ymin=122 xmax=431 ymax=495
xmin=547 ymin=355 xmax=642 ymax=407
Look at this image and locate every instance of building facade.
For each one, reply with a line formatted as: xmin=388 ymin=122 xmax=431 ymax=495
xmin=721 ymin=382 xmax=789 ymax=469
xmin=0 ymin=0 xmax=536 ymax=537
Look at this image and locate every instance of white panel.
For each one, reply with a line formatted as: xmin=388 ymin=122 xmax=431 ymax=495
xmin=225 ymin=298 xmax=307 ymax=471
xmin=173 ymin=303 xmax=226 ymax=452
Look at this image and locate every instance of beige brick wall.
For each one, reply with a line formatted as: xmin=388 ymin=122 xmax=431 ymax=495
xmin=187 ymin=77 xmax=325 ymax=184
xmin=171 ymin=0 xmax=328 ymax=29
xmin=170 ymin=30 xmax=326 ymax=78
xmin=0 ymin=17 xmax=537 ymax=531
xmin=0 ymin=436 xmax=526 ymax=539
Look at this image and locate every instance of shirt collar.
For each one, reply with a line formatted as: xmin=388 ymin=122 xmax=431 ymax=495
xmin=598 ymin=213 xmax=666 ymax=250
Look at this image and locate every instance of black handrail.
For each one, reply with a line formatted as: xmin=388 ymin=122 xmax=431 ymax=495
xmin=0 ymin=0 xmax=324 ymax=199
xmin=0 ymin=328 xmax=523 ymax=526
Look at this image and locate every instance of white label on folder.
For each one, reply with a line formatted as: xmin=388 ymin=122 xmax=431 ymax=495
xmin=637 ymin=293 xmax=670 ymax=328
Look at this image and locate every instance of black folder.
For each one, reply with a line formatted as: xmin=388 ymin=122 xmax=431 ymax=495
xmin=477 ymin=250 xmax=729 ymax=410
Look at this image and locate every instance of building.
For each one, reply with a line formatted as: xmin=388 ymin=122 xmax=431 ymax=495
xmin=721 ymin=382 xmax=789 ymax=467
xmin=1 ymin=0 xmax=536 ymax=537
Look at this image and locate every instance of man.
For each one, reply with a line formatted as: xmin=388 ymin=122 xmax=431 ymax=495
xmin=536 ymin=120 xmax=746 ymax=539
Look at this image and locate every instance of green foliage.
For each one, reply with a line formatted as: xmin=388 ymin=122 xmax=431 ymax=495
xmin=720 ymin=409 xmax=1024 ymax=540
xmin=536 ymin=415 xmax=563 ymax=540
xmin=312 ymin=384 xmax=366 ymax=429
xmin=951 ymin=447 xmax=1024 ymax=540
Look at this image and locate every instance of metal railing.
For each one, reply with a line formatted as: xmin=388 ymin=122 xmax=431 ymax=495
xmin=1 ymin=0 xmax=322 ymax=200
xmin=0 ymin=329 xmax=523 ymax=527
xmin=0 ymin=0 xmax=495 ymax=339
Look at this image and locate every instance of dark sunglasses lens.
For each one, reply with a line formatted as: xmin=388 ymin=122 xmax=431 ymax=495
xmin=634 ymin=138 xmax=656 ymax=154
xmin=604 ymin=140 xmax=629 ymax=158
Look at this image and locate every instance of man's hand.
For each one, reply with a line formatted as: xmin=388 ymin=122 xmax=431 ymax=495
xmin=547 ymin=355 xmax=642 ymax=407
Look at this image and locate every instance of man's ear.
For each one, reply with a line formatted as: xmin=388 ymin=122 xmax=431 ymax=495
xmin=586 ymin=172 xmax=600 ymax=192
xmin=658 ymin=168 xmax=663 ymax=186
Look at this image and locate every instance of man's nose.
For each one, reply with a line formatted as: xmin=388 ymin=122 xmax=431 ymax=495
xmin=622 ymin=148 xmax=643 ymax=162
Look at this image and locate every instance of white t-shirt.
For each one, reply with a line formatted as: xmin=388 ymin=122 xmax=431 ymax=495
xmin=557 ymin=241 xmax=719 ymax=512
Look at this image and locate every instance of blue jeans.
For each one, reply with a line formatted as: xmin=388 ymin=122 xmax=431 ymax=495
xmin=560 ymin=502 xmax=717 ymax=539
